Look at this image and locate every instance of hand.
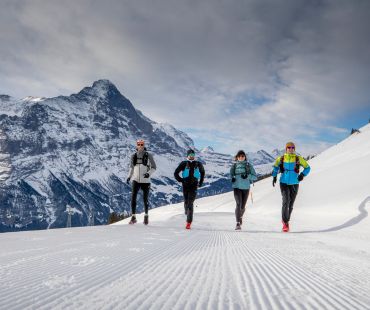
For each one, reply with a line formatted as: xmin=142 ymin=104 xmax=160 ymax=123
xmin=143 ymin=173 xmax=150 ymax=178
xmin=231 ymin=177 xmax=236 ymax=183
xmin=241 ymin=174 xmax=248 ymax=179
xmin=298 ymin=173 xmax=304 ymax=182
xmin=198 ymin=182 xmax=203 ymax=188
xmin=126 ymin=177 xmax=130 ymax=184
xmin=272 ymin=176 xmax=277 ymax=187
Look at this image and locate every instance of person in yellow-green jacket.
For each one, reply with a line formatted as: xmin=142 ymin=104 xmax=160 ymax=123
xmin=272 ymin=142 xmax=310 ymax=232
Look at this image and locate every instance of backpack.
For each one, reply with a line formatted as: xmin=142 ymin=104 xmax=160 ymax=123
xmin=279 ymin=155 xmax=300 ymax=173
xmin=182 ymin=161 xmax=201 ymax=180
xmin=133 ymin=152 xmax=149 ymax=166
xmin=231 ymin=161 xmax=251 ymax=176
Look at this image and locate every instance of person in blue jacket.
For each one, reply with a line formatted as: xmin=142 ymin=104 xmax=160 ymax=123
xmin=230 ymin=150 xmax=257 ymax=230
xmin=272 ymin=142 xmax=311 ymax=232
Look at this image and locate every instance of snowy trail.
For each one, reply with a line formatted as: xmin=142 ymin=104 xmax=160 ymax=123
xmin=1 ymin=209 xmax=370 ymax=310
xmin=1 ymin=124 xmax=370 ymax=309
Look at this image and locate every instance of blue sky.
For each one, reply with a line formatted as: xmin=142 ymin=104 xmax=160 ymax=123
xmin=0 ymin=0 xmax=369 ymax=156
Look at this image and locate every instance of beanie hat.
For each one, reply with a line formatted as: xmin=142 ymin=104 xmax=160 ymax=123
xmin=285 ymin=142 xmax=295 ymax=149
xmin=187 ymin=149 xmax=195 ymax=157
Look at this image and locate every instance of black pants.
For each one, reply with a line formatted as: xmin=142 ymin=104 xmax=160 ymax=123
xmin=131 ymin=181 xmax=150 ymax=215
xmin=234 ymin=188 xmax=249 ymax=223
xmin=183 ymin=187 xmax=197 ymax=223
xmin=280 ymin=183 xmax=299 ymax=223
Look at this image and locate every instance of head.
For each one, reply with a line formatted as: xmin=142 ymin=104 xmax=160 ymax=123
xmin=187 ymin=149 xmax=195 ymax=160
xmin=235 ymin=150 xmax=246 ymax=161
xmin=285 ymin=142 xmax=296 ymax=154
xmin=136 ymin=139 xmax=145 ymax=151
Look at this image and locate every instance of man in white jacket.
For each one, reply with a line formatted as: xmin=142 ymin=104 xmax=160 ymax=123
xmin=126 ymin=139 xmax=157 ymax=225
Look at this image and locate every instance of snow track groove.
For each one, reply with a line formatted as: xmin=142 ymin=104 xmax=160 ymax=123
xmin=1 ymin=214 xmax=370 ymax=310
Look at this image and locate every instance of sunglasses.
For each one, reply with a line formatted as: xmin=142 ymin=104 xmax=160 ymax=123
xmin=137 ymin=143 xmax=144 ymax=146
xmin=287 ymin=146 xmax=295 ymax=149
xmin=188 ymin=153 xmax=195 ymax=157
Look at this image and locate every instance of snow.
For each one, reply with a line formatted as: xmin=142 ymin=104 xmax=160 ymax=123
xmin=22 ymin=96 xmax=45 ymax=102
xmin=0 ymin=124 xmax=370 ymax=309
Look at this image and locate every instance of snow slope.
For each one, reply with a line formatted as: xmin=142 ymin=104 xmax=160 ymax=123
xmin=0 ymin=124 xmax=369 ymax=309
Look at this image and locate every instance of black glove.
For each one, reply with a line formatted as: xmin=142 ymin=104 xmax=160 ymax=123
xmin=241 ymin=173 xmax=248 ymax=179
xmin=198 ymin=182 xmax=203 ymax=188
xmin=272 ymin=176 xmax=277 ymax=187
xmin=298 ymin=173 xmax=304 ymax=182
xmin=143 ymin=173 xmax=150 ymax=178
xmin=231 ymin=177 xmax=236 ymax=183
xmin=126 ymin=177 xmax=130 ymax=184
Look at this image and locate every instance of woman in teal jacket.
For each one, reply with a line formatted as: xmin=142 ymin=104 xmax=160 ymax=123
xmin=230 ymin=150 xmax=257 ymax=230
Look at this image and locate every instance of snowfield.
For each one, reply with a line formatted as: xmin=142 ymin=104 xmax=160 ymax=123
xmin=1 ymin=123 xmax=370 ymax=310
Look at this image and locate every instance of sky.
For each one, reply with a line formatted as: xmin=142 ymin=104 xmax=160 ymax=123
xmin=0 ymin=0 xmax=369 ymax=156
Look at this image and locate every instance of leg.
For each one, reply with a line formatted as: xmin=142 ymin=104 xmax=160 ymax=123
xmin=287 ymin=184 xmax=299 ymax=222
xmin=234 ymin=188 xmax=242 ymax=223
xmin=131 ymin=181 xmax=140 ymax=215
xmin=186 ymin=189 xmax=197 ymax=223
xmin=280 ymin=183 xmax=290 ymax=224
xmin=240 ymin=189 xmax=249 ymax=220
xmin=183 ymin=187 xmax=189 ymax=215
xmin=141 ymin=183 xmax=150 ymax=215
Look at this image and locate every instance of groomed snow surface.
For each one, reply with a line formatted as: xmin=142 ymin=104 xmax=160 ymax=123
xmin=1 ymin=124 xmax=370 ymax=310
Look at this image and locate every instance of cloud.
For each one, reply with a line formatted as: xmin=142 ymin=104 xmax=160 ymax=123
xmin=0 ymin=0 xmax=369 ymax=155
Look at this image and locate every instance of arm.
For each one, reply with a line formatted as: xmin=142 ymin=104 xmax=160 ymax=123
xmin=299 ymin=156 xmax=311 ymax=176
xmin=271 ymin=156 xmax=281 ymax=177
xmin=127 ymin=154 xmax=134 ymax=179
xmin=248 ymin=164 xmax=257 ymax=182
xmin=198 ymin=162 xmax=205 ymax=186
xmin=174 ymin=161 xmax=186 ymax=182
xmin=230 ymin=164 xmax=235 ymax=177
xmin=148 ymin=153 xmax=157 ymax=176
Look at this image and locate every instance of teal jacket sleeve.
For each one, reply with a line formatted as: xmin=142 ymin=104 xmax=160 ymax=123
xmin=249 ymin=164 xmax=257 ymax=182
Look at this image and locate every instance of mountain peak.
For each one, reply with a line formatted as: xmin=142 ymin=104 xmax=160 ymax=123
xmin=92 ymin=79 xmax=116 ymax=89
xmin=201 ymin=146 xmax=214 ymax=153
xmin=78 ymin=79 xmax=121 ymax=99
xmin=91 ymin=79 xmax=120 ymax=95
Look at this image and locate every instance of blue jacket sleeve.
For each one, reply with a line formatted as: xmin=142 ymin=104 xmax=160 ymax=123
xmin=271 ymin=156 xmax=281 ymax=177
xmin=299 ymin=156 xmax=311 ymax=176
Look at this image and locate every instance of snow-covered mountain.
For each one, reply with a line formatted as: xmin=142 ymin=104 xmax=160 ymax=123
xmin=271 ymin=148 xmax=284 ymax=158
xmin=0 ymin=80 xmax=275 ymax=232
xmin=1 ymin=123 xmax=369 ymax=309
xmin=246 ymin=150 xmax=275 ymax=166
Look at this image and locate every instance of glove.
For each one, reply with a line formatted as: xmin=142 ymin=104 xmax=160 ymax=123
xmin=272 ymin=176 xmax=277 ymax=187
xmin=231 ymin=177 xmax=236 ymax=183
xmin=126 ymin=177 xmax=130 ymax=184
xmin=298 ymin=173 xmax=304 ymax=182
xmin=241 ymin=174 xmax=248 ymax=179
xmin=198 ymin=182 xmax=203 ymax=188
xmin=143 ymin=173 xmax=150 ymax=178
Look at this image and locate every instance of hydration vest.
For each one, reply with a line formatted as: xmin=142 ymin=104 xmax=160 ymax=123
xmin=231 ymin=161 xmax=251 ymax=176
xmin=133 ymin=152 xmax=149 ymax=166
xmin=279 ymin=155 xmax=300 ymax=173
xmin=182 ymin=161 xmax=201 ymax=180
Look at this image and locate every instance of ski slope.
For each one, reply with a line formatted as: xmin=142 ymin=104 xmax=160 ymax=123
xmin=1 ymin=124 xmax=370 ymax=309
